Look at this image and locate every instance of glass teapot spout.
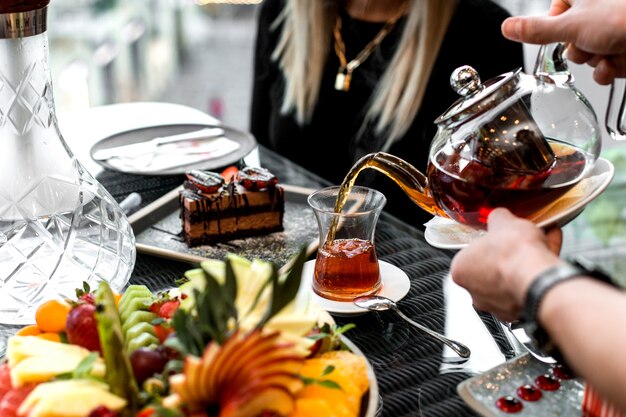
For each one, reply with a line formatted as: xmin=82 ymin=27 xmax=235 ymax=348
xmin=340 ymin=152 xmax=447 ymax=218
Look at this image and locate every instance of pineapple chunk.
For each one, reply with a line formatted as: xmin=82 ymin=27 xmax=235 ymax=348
xmin=18 ymin=379 xmax=126 ymax=417
xmin=7 ymin=336 xmax=105 ymax=386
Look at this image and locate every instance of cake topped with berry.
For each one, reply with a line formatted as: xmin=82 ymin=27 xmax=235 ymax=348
xmin=180 ymin=166 xmax=285 ymax=247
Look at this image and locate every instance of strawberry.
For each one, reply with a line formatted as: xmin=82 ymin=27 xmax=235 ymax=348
xmin=154 ymin=324 xmax=174 ymax=344
xmin=75 ymin=282 xmax=95 ymax=304
xmin=237 ymin=167 xmax=278 ymax=191
xmin=79 ymin=293 xmax=96 ymax=305
xmin=66 ymin=303 xmax=101 ymax=353
xmin=149 ymin=300 xmax=180 ymax=319
xmin=0 ymin=385 xmax=35 ymax=417
xmin=87 ymin=406 xmax=118 ymax=417
xmin=220 ymin=166 xmax=239 ymax=183
xmin=185 ymin=171 xmax=224 ymax=194
xmin=0 ymin=364 xmax=12 ymax=401
xmin=135 ymin=407 xmax=156 ymax=417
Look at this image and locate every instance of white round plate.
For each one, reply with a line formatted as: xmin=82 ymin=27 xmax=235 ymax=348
xmin=302 ymin=259 xmax=411 ymax=316
xmin=424 ymin=157 xmax=615 ymax=250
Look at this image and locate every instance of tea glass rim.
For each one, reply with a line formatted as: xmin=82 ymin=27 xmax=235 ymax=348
xmin=307 ymin=185 xmax=387 ymax=216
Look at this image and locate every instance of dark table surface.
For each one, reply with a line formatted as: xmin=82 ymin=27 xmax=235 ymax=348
xmin=4 ymin=145 xmax=516 ymax=417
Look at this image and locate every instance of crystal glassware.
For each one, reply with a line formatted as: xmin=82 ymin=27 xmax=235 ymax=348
xmin=0 ymin=1 xmax=136 ymax=323
xmin=308 ymin=186 xmax=385 ymax=301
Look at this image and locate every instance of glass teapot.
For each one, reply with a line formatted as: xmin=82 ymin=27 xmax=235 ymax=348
xmin=344 ymin=43 xmax=610 ymax=229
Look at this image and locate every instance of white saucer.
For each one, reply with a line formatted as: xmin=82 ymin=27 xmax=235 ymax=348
xmin=302 ymin=260 xmax=411 ymax=316
xmin=424 ymin=157 xmax=615 ymax=250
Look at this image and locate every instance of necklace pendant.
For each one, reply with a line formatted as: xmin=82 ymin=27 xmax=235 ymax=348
xmin=335 ymin=71 xmax=351 ymax=91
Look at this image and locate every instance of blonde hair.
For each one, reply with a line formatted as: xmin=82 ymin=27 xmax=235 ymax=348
xmin=272 ymin=0 xmax=458 ymax=150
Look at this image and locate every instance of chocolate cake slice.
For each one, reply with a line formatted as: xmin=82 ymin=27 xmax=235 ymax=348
xmin=180 ymin=168 xmax=285 ymax=246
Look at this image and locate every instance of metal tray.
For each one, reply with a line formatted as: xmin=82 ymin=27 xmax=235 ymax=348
xmin=128 ymin=184 xmax=320 ymax=269
xmin=458 ymin=353 xmax=584 ymax=417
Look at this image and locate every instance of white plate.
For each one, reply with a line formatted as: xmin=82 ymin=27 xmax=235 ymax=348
xmin=424 ymin=157 xmax=615 ymax=250
xmin=302 ymin=259 xmax=411 ymax=316
xmin=90 ymin=123 xmax=257 ymax=175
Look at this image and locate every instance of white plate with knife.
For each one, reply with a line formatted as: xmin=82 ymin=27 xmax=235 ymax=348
xmin=90 ymin=123 xmax=257 ymax=175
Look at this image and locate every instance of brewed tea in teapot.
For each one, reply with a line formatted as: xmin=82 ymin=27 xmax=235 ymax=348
xmin=333 ymin=43 xmax=605 ymax=229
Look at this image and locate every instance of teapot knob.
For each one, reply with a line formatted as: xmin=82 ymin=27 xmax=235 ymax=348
xmin=450 ymin=65 xmax=482 ymax=97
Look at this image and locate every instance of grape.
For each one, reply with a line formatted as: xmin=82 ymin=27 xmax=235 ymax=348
xmin=129 ymin=348 xmax=168 ymax=385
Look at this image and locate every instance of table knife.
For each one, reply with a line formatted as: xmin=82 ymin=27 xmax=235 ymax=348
xmin=92 ymin=127 xmax=225 ymax=161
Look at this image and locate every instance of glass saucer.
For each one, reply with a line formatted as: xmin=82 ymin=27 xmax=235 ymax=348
xmin=301 ymin=260 xmax=411 ymax=316
xmin=424 ymin=158 xmax=614 ymax=250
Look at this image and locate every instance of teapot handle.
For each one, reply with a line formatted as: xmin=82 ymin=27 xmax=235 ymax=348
xmin=533 ymin=42 xmax=572 ymax=82
xmin=606 ymin=78 xmax=626 ymax=140
xmin=536 ymin=43 xmax=626 ymax=140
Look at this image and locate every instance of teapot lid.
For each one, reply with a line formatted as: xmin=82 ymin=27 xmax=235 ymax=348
xmin=435 ymin=66 xmax=522 ymax=126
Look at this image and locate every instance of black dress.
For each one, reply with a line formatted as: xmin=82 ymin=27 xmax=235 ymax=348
xmin=250 ymin=0 xmax=524 ymax=228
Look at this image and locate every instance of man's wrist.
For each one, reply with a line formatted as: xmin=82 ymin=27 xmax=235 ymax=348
xmin=519 ymin=258 xmax=615 ymax=359
xmin=502 ymin=250 xmax=562 ymax=308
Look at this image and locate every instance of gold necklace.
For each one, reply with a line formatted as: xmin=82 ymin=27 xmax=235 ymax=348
xmin=333 ymin=5 xmax=407 ymax=92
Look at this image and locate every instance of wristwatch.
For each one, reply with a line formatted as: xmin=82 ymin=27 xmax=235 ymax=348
xmin=519 ymin=257 xmax=615 ymax=360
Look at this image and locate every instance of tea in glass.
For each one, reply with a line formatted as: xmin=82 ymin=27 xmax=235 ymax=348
xmin=307 ymin=186 xmax=386 ymax=301
xmin=314 ymin=238 xmax=380 ymax=301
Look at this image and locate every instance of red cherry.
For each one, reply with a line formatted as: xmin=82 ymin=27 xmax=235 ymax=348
xmin=66 ymin=303 xmax=101 ymax=353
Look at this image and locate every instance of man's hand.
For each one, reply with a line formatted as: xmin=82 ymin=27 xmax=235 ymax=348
xmin=501 ymin=0 xmax=626 ymax=84
xmin=450 ymin=209 xmax=563 ymax=322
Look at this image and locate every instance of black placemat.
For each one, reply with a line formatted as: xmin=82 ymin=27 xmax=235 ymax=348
xmin=93 ymin=148 xmax=514 ymax=417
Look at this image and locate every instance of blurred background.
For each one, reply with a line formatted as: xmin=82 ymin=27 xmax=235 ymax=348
xmin=47 ymin=0 xmax=626 ymax=279
xmin=49 ymin=0 xmax=559 ymax=132
xmin=48 ymin=0 xmax=620 ymax=148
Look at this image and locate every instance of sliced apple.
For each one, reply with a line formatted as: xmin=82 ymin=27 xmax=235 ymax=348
xmin=220 ymin=385 xmax=294 ymax=417
xmin=166 ymin=330 xmax=306 ymax=415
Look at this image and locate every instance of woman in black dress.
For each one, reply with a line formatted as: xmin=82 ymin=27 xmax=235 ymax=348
xmin=251 ymin=0 xmax=524 ymax=227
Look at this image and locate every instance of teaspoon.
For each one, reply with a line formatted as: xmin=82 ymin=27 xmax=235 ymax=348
xmin=354 ymin=295 xmax=471 ymax=359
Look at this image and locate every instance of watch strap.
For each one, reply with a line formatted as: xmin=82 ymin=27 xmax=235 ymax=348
xmin=520 ymin=262 xmax=586 ymax=325
xmin=520 ymin=257 xmax=616 ymax=360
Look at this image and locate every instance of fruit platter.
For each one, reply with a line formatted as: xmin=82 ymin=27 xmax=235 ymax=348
xmin=0 ymin=248 xmax=376 ymax=417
